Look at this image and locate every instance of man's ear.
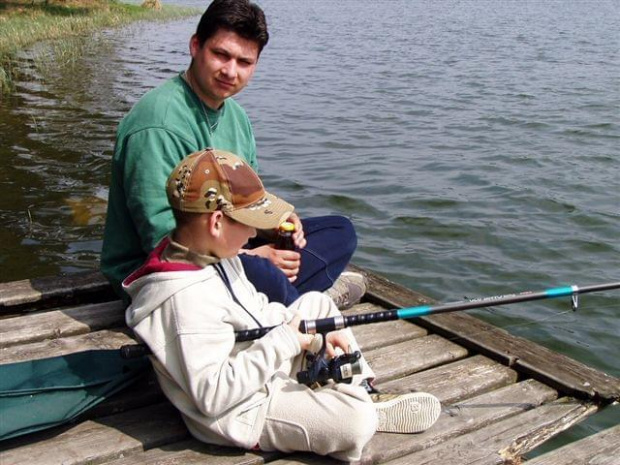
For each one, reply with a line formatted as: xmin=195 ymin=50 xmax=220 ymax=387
xmin=189 ymin=34 xmax=200 ymax=59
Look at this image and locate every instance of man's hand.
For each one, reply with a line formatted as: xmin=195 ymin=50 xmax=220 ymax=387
xmin=287 ymin=212 xmax=307 ymax=249
xmin=239 ymin=213 xmax=306 ymax=281
xmin=241 ymin=245 xmax=301 ymax=282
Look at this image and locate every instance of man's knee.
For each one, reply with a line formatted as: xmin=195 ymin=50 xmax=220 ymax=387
xmin=302 ymin=215 xmax=358 ymax=260
xmin=331 ymin=216 xmax=357 ymax=255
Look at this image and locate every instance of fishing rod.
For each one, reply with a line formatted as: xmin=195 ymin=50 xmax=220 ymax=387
xmin=120 ymin=281 xmax=620 ymax=359
xmin=235 ymin=281 xmax=620 ymax=342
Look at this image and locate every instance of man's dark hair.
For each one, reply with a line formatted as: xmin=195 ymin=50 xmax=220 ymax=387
xmin=195 ymin=0 xmax=269 ymax=54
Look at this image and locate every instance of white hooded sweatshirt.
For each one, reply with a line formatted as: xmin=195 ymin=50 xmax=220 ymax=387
xmin=123 ymin=238 xmax=304 ymax=449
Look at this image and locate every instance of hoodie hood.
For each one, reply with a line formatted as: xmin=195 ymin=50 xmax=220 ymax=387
xmin=123 ymin=237 xmax=216 ymax=328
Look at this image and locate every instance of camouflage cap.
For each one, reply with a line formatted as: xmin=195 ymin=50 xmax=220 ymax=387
xmin=166 ymin=148 xmax=294 ymax=230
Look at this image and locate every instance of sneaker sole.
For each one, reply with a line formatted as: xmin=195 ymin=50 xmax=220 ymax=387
xmin=375 ymin=392 xmax=441 ymax=434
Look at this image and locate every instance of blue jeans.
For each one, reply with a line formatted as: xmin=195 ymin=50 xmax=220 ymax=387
xmin=239 ymin=215 xmax=357 ymax=306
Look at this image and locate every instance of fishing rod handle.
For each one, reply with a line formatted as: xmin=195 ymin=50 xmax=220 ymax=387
xmin=235 ymin=318 xmax=345 ymax=341
xmin=235 ymin=326 xmax=275 ymax=342
xmin=236 ymin=309 xmax=401 ymax=341
xmin=120 ymin=343 xmax=151 ymax=359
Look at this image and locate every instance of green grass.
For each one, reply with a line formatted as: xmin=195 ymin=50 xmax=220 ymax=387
xmin=0 ymin=1 xmax=200 ymax=95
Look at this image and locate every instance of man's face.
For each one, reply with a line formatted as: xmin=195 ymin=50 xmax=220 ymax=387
xmin=189 ymin=29 xmax=259 ymax=109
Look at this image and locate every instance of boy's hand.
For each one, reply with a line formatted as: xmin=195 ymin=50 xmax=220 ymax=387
xmin=288 ymin=316 xmax=352 ymax=358
xmin=241 ymin=245 xmax=301 ymax=282
xmin=325 ymin=330 xmax=351 ymax=358
xmin=288 ymin=315 xmax=316 ymax=351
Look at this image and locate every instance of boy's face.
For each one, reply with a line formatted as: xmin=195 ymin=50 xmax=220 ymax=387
xmin=217 ymin=215 xmax=257 ymax=258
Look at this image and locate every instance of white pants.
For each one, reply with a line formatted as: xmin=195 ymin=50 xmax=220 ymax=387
xmin=258 ymin=292 xmax=377 ymax=461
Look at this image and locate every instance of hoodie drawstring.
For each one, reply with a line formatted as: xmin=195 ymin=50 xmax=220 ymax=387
xmin=214 ymin=263 xmax=263 ymax=329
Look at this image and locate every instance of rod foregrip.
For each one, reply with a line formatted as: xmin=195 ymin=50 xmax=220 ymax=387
xmin=344 ymin=310 xmax=399 ymax=326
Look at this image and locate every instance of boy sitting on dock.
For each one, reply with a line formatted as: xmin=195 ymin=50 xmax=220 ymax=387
xmin=123 ymin=148 xmax=441 ymax=461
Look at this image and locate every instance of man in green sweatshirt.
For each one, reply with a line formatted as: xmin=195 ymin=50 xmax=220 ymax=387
xmin=102 ymin=0 xmax=364 ymax=307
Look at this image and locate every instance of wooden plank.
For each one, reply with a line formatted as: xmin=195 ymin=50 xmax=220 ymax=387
xmin=100 ymin=438 xmax=267 ymax=465
xmin=267 ymin=379 xmax=558 ymax=465
xmin=386 ymin=398 xmax=599 ymax=465
xmin=0 ymin=300 xmax=126 ymax=348
xmin=378 ymin=355 xmax=519 ymax=405
xmin=352 ymin=320 xmax=427 ymax=352
xmin=526 ymin=423 xmax=620 ymax=465
xmin=366 ymin=334 xmax=468 ymax=383
xmin=0 ymin=402 xmax=189 ymax=465
xmin=265 ymin=453 xmax=328 ymax=465
xmin=343 ymin=301 xmax=389 ymax=315
xmin=0 ymin=328 xmax=137 ymax=364
xmin=357 ymin=265 xmax=620 ymax=402
xmin=0 ymin=271 xmax=115 ymax=313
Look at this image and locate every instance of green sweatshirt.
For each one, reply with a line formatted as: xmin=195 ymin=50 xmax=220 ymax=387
xmin=101 ymin=74 xmax=258 ymax=297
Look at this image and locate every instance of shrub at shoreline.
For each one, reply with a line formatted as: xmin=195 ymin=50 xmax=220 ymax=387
xmin=0 ymin=0 xmax=199 ymax=95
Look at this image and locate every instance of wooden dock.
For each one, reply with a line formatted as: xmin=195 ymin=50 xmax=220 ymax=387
xmin=1 ymin=266 xmax=619 ymax=464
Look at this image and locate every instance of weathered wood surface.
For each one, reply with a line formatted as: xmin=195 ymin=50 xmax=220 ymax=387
xmin=526 ymin=423 xmax=620 ymax=465
xmin=386 ymin=398 xmax=598 ymax=465
xmin=103 ymin=439 xmax=268 ymax=465
xmin=0 ymin=271 xmax=114 ymax=313
xmin=352 ymin=264 xmax=620 ymax=402
xmin=379 ymin=355 xmax=519 ymax=404
xmin=0 ymin=300 xmax=125 ymax=348
xmin=0 ymin=328 xmax=136 ymax=364
xmin=364 ymin=335 xmax=468 ymax=383
xmin=1 ymin=403 xmax=189 ymax=465
xmin=1 ymin=267 xmax=619 ymax=465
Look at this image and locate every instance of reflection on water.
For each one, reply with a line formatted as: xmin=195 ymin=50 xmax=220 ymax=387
xmin=1 ymin=0 xmax=619 ymax=443
xmin=65 ymin=195 xmax=108 ymax=226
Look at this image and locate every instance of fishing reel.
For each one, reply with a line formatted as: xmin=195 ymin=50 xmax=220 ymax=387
xmin=296 ymin=335 xmax=362 ymax=386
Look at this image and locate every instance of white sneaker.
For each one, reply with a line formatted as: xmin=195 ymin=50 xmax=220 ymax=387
xmin=373 ymin=392 xmax=441 ymax=434
xmin=324 ymin=271 xmax=367 ymax=309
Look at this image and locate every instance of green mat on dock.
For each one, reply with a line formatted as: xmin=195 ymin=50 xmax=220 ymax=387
xmin=0 ymin=350 xmax=151 ymax=441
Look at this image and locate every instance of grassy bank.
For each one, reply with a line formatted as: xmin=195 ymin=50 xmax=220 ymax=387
xmin=0 ymin=0 xmax=200 ymax=95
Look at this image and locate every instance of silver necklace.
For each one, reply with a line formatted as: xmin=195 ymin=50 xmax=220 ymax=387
xmin=184 ymin=71 xmax=219 ymax=135
xmin=201 ymin=102 xmax=219 ymax=135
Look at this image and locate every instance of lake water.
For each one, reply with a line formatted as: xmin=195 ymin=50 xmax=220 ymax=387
xmin=0 ymin=0 xmax=618 ymax=450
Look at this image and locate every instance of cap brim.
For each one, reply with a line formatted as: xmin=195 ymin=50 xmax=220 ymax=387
xmin=226 ymin=192 xmax=294 ymax=230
